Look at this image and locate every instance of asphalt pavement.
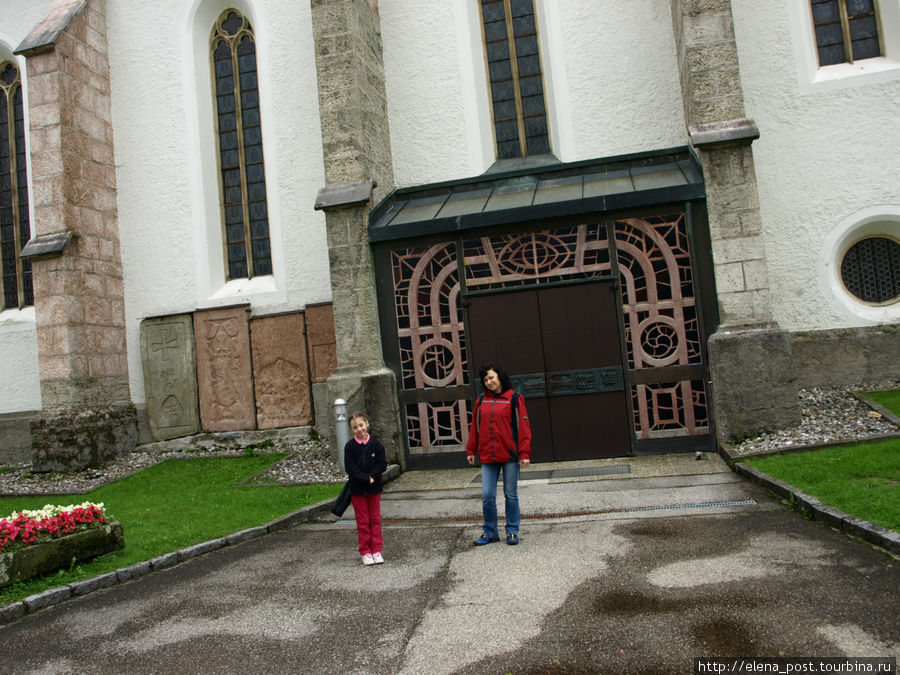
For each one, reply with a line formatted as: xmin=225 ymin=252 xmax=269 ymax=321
xmin=1 ymin=452 xmax=898 ymax=674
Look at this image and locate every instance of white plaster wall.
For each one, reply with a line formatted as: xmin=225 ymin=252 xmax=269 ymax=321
xmin=0 ymin=310 xmax=41 ymax=412
xmin=549 ymin=0 xmax=686 ymax=161
xmin=0 ymin=0 xmax=53 ymax=414
xmin=379 ymin=1 xmax=479 ymax=184
xmin=732 ymin=0 xmax=900 ymax=331
xmin=106 ymin=0 xmax=329 ymax=405
xmin=380 ymin=0 xmax=687 ymax=187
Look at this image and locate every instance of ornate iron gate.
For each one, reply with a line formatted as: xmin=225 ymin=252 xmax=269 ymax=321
xmin=386 ymin=212 xmax=711 ymax=459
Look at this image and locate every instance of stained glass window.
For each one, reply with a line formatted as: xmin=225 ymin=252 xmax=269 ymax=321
xmin=480 ymin=0 xmax=550 ymax=159
xmin=211 ymin=10 xmax=272 ymax=280
xmin=810 ymin=0 xmax=882 ymax=66
xmin=0 ymin=60 xmax=32 ymax=310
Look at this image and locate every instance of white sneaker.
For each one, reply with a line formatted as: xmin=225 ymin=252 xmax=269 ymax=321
xmin=362 ymin=554 xmax=375 ymax=566
xmin=372 ymin=552 xmax=384 ymax=564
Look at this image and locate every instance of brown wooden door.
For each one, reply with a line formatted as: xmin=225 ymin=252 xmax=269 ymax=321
xmin=467 ymin=282 xmax=631 ymax=461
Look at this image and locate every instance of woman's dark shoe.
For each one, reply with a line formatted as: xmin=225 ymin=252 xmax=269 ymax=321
xmin=506 ymin=533 xmax=519 ymax=545
xmin=474 ymin=534 xmax=500 ymax=546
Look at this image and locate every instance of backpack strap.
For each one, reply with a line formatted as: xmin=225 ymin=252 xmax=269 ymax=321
xmin=473 ymin=393 xmax=484 ymax=436
xmin=510 ymin=391 xmax=520 ymax=460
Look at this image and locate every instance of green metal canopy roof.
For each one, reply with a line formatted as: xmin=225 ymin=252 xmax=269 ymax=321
xmin=368 ymin=147 xmax=705 ymax=243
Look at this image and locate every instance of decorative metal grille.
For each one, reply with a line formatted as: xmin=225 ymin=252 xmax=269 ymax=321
xmin=840 ymin=236 xmax=900 ymax=304
xmin=389 ymin=216 xmax=708 ymax=453
xmin=392 ymin=244 xmax=469 ymax=452
xmin=631 ymin=380 xmax=708 ymax=439
xmin=464 ymin=224 xmax=611 ymax=290
xmin=615 ymin=215 xmax=701 ymax=369
xmin=404 ymin=400 xmax=471 ymax=453
xmin=615 ymin=215 xmax=707 ymax=438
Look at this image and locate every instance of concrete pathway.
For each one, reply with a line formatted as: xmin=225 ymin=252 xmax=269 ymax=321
xmin=1 ymin=453 xmax=897 ymax=674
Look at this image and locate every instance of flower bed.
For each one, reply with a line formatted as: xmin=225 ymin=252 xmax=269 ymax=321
xmin=0 ymin=503 xmax=124 ymax=588
xmin=1 ymin=503 xmax=106 ymax=553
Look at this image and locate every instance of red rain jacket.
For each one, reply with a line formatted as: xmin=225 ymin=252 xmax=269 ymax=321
xmin=466 ymin=388 xmax=532 ymax=464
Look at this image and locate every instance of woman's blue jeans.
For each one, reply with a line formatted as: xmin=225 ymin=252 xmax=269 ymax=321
xmin=481 ymin=461 xmax=520 ymax=538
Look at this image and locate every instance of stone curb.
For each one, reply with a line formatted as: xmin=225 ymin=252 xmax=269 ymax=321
xmin=0 ymin=465 xmax=401 ymax=628
xmin=732 ymin=461 xmax=900 ymax=556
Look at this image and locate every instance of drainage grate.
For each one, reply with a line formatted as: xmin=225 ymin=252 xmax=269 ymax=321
xmin=624 ymin=499 xmax=757 ymax=513
xmin=471 ymin=464 xmax=631 ymax=484
xmin=554 ymin=465 xmax=631 ymax=478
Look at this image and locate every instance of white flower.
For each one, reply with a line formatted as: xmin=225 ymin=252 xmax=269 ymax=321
xmin=6 ymin=502 xmax=105 ymax=522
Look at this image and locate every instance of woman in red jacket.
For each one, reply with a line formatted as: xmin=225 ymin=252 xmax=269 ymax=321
xmin=466 ymin=362 xmax=532 ymax=546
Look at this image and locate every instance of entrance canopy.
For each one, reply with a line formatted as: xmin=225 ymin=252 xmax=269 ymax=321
xmin=369 ymin=147 xmax=704 ymax=242
xmin=369 ymin=146 xmax=714 ymax=466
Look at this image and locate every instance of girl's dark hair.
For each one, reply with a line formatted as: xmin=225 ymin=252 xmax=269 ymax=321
xmin=478 ymin=362 xmax=513 ymax=393
xmin=348 ymin=411 xmax=369 ymax=425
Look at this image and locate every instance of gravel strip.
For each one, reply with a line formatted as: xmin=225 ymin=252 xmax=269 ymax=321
xmin=1 ymin=382 xmax=897 ymax=496
xmin=729 ymin=381 xmax=899 ymax=457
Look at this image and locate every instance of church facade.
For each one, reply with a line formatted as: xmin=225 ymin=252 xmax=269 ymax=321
xmin=1 ymin=0 xmax=898 ymax=469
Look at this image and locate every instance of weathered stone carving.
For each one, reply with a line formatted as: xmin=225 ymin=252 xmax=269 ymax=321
xmin=140 ymin=314 xmax=200 ymax=440
xmin=194 ymin=306 xmax=255 ymax=431
xmin=251 ymin=313 xmax=312 ymax=429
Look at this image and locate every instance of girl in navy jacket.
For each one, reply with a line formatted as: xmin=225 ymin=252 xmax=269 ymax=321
xmin=344 ymin=411 xmax=388 ymax=565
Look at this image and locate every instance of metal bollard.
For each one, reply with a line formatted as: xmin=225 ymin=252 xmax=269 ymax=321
xmin=334 ymin=398 xmax=349 ymax=472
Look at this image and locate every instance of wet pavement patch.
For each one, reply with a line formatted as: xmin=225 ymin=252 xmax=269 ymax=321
xmin=691 ymin=617 xmax=760 ymax=654
xmin=626 ymin=522 xmax=681 ymax=538
xmin=594 ymin=589 xmax=690 ymax=615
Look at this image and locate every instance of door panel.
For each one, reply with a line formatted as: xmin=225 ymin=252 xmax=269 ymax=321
xmin=466 ymin=292 xmax=554 ymax=463
xmin=538 ymin=284 xmax=630 ymax=459
xmin=467 ymin=282 xmax=631 ymax=461
xmin=539 ymin=284 xmax=622 ymax=367
xmin=467 ymin=291 xmax=543 ymax=377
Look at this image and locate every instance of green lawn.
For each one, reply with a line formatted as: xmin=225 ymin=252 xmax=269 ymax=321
xmin=745 ymin=437 xmax=900 ymax=532
xmin=860 ymin=389 xmax=900 ymax=417
xmin=1 ymin=454 xmax=342 ymax=606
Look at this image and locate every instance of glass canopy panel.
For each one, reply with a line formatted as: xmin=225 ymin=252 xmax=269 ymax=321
xmin=435 ymin=186 xmax=494 ymax=218
xmin=630 ymin=161 xmax=687 ymax=191
xmin=533 ymin=173 xmax=583 ymax=204
xmin=676 ymin=156 xmax=702 ymax=184
xmin=582 ymin=164 xmax=634 ymax=198
xmin=389 ymin=193 xmax=449 ymax=225
xmin=483 ymin=176 xmax=538 ymax=212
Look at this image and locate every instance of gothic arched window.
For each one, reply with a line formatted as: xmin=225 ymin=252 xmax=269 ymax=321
xmin=210 ymin=9 xmax=272 ymax=280
xmin=479 ymin=0 xmax=551 ymax=160
xmin=0 ymin=60 xmax=32 ymax=310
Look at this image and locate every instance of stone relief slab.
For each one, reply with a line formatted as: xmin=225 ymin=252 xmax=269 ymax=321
xmin=140 ymin=314 xmax=200 ymax=440
xmin=250 ymin=313 xmax=312 ymax=429
xmin=193 ymin=306 xmax=255 ymax=432
xmin=305 ymin=303 xmax=337 ymax=383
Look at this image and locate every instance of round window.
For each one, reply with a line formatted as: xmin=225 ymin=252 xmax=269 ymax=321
xmin=839 ymin=236 xmax=900 ymax=304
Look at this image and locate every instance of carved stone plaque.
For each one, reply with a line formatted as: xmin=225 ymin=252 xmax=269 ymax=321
xmin=193 ymin=305 xmax=255 ymax=432
xmin=140 ymin=314 xmax=200 ymax=440
xmin=250 ymin=313 xmax=312 ymax=429
xmin=305 ymin=303 xmax=337 ymax=383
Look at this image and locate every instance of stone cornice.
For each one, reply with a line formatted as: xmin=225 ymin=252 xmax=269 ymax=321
xmin=689 ymin=118 xmax=760 ymax=149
